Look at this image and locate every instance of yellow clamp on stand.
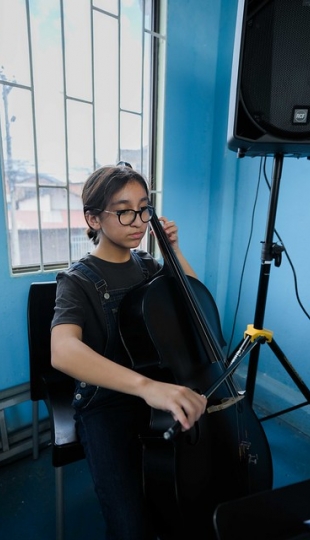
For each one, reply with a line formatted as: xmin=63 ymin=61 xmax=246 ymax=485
xmin=245 ymin=324 xmax=273 ymax=343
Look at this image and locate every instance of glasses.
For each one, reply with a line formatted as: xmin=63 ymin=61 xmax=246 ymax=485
xmin=103 ymin=205 xmax=154 ymax=226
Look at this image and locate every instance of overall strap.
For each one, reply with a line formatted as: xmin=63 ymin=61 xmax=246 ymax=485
xmin=71 ymin=261 xmax=108 ymax=293
xmin=71 ymin=252 xmax=149 ymax=291
xmin=130 ymin=250 xmax=150 ymax=280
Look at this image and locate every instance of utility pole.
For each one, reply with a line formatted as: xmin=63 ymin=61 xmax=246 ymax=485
xmin=1 ymin=67 xmax=20 ymax=266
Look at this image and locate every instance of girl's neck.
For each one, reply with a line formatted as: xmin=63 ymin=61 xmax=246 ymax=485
xmin=91 ymin=244 xmax=131 ymax=263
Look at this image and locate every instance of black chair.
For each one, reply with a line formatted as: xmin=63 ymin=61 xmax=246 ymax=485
xmin=27 ymin=281 xmax=85 ymax=540
xmin=213 ymin=479 xmax=310 ymax=540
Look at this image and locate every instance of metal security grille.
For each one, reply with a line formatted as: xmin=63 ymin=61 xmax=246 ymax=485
xmin=0 ymin=0 xmax=166 ymax=273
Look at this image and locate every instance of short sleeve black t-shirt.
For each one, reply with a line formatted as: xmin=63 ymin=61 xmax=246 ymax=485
xmin=51 ymin=249 xmax=161 ymax=358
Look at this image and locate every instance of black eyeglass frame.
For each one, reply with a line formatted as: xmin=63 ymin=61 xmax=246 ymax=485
xmin=84 ymin=204 xmax=154 ymax=226
xmin=104 ymin=205 xmax=154 ymax=225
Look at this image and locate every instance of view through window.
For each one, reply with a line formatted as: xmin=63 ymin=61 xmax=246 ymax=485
xmin=0 ymin=0 xmax=166 ymax=273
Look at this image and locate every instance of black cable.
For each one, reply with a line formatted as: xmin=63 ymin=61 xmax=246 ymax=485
xmin=262 ymin=157 xmax=310 ymax=320
xmin=226 ymin=157 xmax=263 ymax=359
xmin=227 ymin=155 xmax=310 ymax=361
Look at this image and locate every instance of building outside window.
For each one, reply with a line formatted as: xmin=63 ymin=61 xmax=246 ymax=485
xmin=0 ymin=0 xmax=166 ymax=274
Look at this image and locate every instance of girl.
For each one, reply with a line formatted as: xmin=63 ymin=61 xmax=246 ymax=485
xmin=51 ymin=163 xmax=207 ymax=539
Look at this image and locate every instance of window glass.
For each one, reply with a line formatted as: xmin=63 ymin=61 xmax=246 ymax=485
xmin=40 ymin=186 xmax=69 ymax=266
xmin=30 ymin=1 xmax=67 ymax=182
xmin=0 ymin=0 xmax=30 ymax=86
xmin=120 ymin=111 xmax=142 ymax=171
xmin=93 ymin=0 xmax=118 ymax=16
xmin=67 ymin=100 xmax=94 ymax=180
xmin=120 ymin=1 xmax=143 ymax=113
xmin=0 ymin=0 xmax=165 ymax=273
xmin=63 ymin=0 xmax=92 ymax=101
xmin=93 ymin=10 xmax=119 ymax=166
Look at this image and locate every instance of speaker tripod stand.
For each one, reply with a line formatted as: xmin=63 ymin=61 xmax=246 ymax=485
xmin=234 ymin=153 xmax=310 ymax=422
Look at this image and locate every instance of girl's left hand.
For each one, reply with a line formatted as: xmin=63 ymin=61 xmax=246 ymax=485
xmin=158 ymin=216 xmax=179 ymax=252
xmin=153 ymin=214 xmax=197 ymax=279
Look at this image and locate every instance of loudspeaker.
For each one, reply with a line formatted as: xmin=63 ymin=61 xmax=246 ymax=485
xmin=227 ymin=0 xmax=310 ymax=158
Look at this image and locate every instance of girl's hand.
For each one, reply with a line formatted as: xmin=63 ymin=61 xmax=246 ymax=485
xmin=139 ymin=379 xmax=207 ymax=432
xmin=158 ymin=216 xmax=179 ymax=252
xmin=154 ymin=215 xmax=198 ymax=278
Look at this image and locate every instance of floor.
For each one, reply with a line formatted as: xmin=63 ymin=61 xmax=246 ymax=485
xmin=1 ymin=414 xmax=310 ymax=540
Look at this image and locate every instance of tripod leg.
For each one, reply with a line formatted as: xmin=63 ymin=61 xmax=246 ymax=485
xmin=246 ymin=340 xmax=262 ymax=406
xmin=268 ymin=338 xmax=310 ymax=402
xmin=234 ymin=154 xmax=310 ymax=416
xmin=245 ymin=154 xmax=284 ymax=406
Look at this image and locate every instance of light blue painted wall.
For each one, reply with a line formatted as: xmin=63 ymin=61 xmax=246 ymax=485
xmin=162 ymin=1 xmax=239 ymax=310
xmin=0 ymin=164 xmax=56 ymax=429
xmin=1 ymin=0 xmax=310 ymax=435
xmin=162 ymin=1 xmax=239 ymax=313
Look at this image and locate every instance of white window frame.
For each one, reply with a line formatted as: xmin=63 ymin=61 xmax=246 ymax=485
xmin=0 ymin=0 xmax=166 ymax=274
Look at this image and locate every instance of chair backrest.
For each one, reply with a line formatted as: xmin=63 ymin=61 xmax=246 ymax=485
xmin=27 ymin=281 xmax=84 ymax=466
xmin=28 ymin=281 xmax=59 ymax=401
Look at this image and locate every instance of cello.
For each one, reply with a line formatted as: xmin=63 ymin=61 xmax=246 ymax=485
xmin=119 ymin=210 xmax=273 ymax=539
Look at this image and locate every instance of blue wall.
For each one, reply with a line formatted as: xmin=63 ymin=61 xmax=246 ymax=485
xmin=0 ymin=164 xmax=57 ymax=429
xmin=1 ymin=0 xmax=310 ymax=435
xmin=162 ymin=1 xmax=239 ymax=312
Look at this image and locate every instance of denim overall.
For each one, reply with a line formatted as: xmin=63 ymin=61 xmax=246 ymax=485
xmin=69 ymin=252 xmax=157 ymax=540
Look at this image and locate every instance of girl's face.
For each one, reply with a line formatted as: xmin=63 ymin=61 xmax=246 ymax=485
xmin=95 ymin=180 xmax=150 ymax=252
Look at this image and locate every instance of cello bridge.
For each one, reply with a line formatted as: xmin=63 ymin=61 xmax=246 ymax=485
xmin=207 ymin=394 xmax=245 ymax=414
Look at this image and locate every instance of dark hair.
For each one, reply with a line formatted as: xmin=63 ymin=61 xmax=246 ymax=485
xmin=82 ymin=164 xmax=150 ymax=245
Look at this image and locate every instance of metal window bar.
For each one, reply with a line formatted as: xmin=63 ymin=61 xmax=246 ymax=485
xmin=0 ymin=0 xmax=165 ymax=274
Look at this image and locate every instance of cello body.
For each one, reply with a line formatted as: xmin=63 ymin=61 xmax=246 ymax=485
xmin=119 ymin=213 xmax=272 ymax=538
xmin=119 ymin=273 xmax=273 ymax=538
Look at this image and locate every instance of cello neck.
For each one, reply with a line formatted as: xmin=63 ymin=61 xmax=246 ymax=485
xmin=150 ymin=211 xmax=223 ymax=361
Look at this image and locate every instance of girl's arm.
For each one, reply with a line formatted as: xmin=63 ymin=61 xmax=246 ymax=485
xmin=51 ymin=323 xmax=207 ymax=431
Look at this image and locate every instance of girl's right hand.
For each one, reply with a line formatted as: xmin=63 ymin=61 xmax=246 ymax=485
xmin=139 ymin=379 xmax=207 ymax=431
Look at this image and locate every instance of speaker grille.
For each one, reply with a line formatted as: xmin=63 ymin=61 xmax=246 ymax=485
xmin=241 ymin=0 xmax=310 ymax=137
